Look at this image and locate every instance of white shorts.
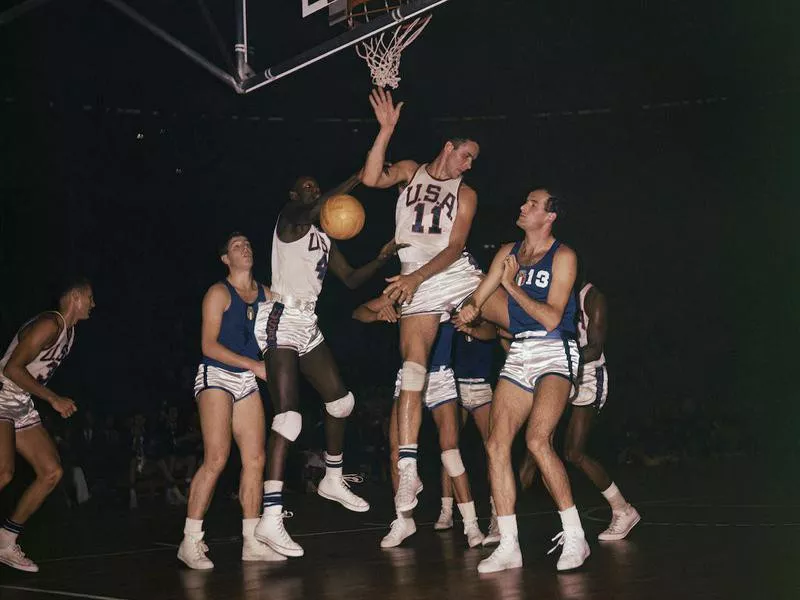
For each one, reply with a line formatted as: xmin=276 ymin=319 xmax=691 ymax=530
xmin=254 ymin=299 xmax=325 ymax=357
xmin=457 ymin=380 xmax=493 ymax=412
xmin=400 ymin=253 xmax=482 ymax=318
xmin=393 ymin=366 xmax=458 ymax=410
xmin=194 ymin=364 xmax=259 ymax=402
xmin=0 ymin=377 xmax=42 ymax=431
xmin=499 ymin=336 xmax=579 ymax=394
xmin=572 ymin=363 xmax=608 ymax=411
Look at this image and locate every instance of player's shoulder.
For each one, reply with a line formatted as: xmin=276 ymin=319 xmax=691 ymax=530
xmin=19 ymin=313 xmax=61 ymax=346
xmin=458 ymin=182 xmax=477 ymax=201
xmin=395 ymin=159 xmax=420 ymax=181
xmin=554 ymin=241 xmax=577 ymax=261
xmin=204 ymin=281 xmax=231 ymax=303
xmin=498 ymin=241 xmax=516 ymax=256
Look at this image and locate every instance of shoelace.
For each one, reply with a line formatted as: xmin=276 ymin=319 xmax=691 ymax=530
xmin=10 ymin=545 xmax=31 ymax=563
xmin=397 ymin=468 xmax=418 ymax=500
xmin=548 ymin=530 xmax=582 ymax=556
xmin=274 ymin=511 xmax=296 ymax=543
xmin=190 ymin=539 xmax=209 ymax=558
xmin=547 ymin=531 xmax=565 ymax=555
xmin=343 ymin=473 xmax=364 ymax=484
xmin=386 ymin=519 xmax=405 ymax=538
xmin=607 ymin=510 xmax=629 ymax=531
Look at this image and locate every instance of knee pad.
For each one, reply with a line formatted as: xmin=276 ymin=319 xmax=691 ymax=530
xmin=441 ymin=449 xmax=465 ymax=478
xmin=325 ymin=392 xmax=355 ymax=418
xmin=400 ymin=361 xmax=427 ymax=392
xmin=271 ymin=410 xmax=302 ymax=442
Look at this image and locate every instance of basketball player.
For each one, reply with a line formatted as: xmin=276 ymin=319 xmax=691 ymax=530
xmin=455 ymin=189 xmax=590 ymax=573
xmin=353 ymin=296 xmax=484 ymax=549
xmin=177 ymin=233 xmax=286 ymax=570
xmin=361 ymin=88 xmax=482 ymax=513
xmin=519 ymin=275 xmax=640 ymax=540
xmin=253 ymin=173 xmax=405 ymax=557
xmin=0 ymin=278 xmax=93 ymax=572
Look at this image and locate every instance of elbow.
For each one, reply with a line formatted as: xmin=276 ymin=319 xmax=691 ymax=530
xmin=360 ymin=172 xmax=377 ymax=187
xmin=344 ymin=279 xmax=359 ymax=290
xmin=200 ymin=340 xmax=215 ymax=357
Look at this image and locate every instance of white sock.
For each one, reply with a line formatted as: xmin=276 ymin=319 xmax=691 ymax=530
xmin=397 ymin=444 xmax=418 ymax=470
xmin=324 ymin=452 xmax=343 ymax=478
xmin=264 ymin=480 xmax=283 ymax=494
xmin=497 ymin=514 xmax=518 ymax=539
xmin=601 ymin=482 xmax=628 ymax=512
xmin=184 ymin=518 xmax=203 ymax=537
xmin=242 ymin=518 xmax=259 ymax=540
xmin=457 ymin=501 xmax=477 ymax=522
xmin=441 ymin=497 xmax=454 ymax=512
xmin=559 ymin=506 xmax=584 ymax=535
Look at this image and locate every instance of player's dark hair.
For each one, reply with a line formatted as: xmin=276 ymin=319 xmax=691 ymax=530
xmin=219 ymin=231 xmax=246 ymax=257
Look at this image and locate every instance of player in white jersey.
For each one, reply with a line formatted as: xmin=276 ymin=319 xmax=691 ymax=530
xmin=253 ymin=173 xmax=405 ymax=557
xmin=519 ymin=276 xmax=640 ymax=541
xmin=360 ymin=88 xmax=482 ymax=514
xmin=0 ymin=277 xmax=93 ymax=573
xmin=177 ymin=233 xmax=286 ymax=570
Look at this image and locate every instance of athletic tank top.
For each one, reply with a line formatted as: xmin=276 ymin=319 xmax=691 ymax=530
xmin=577 ymin=283 xmax=606 ymax=367
xmin=507 ymin=240 xmax=577 ymax=338
xmin=395 ymin=164 xmax=462 ymax=264
xmin=271 ymin=218 xmax=330 ymax=302
xmin=202 ymin=280 xmax=266 ymax=371
xmin=453 ymin=332 xmax=494 ymax=382
xmin=0 ymin=312 xmax=74 ymax=393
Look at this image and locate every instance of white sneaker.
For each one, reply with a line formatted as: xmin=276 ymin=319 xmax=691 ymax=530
xmin=482 ymin=513 xmax=501 ymax=546
xmin=549 ymin=530 xmax=591 ymax=571
xmin=434 ymin=507 xmax=453 ymax=531
xmin=477 ymin=536 xmax=522 ymax=573
xmin=464 ymin=519 xmax=485 ymax=548
xmin=0 ymin=544 xmax=39 ymax=573
xmin=380 ymin=518 xmax=416 ymax=548
xmin=177 ymin=534 xmax=214 ymax=570
xmin=394 ymin=465 xmax=423 ymax=512
xmin=242 ymin=538 xmax=288 ymax=562
xmin=598 ymin=505 xmax=641 ymax=541
xmin=317 ymin=474 xmax=369 ymax=512
xmin=254 ymin=510 xmax=304 ymax=557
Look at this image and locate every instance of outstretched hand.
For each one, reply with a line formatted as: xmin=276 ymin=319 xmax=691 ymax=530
xmin=383 ymin=272 xmax=423 ymax=305
xmin=452 ymin=302 xmax=481 ymax=330
xmin=369 ymin=88 xmax=404 ymax=130
xmin=378 ymin=239 xmax=409 ymax=261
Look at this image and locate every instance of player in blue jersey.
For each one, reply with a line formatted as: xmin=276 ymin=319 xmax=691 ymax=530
xmin=455 ymin=188 xmax=590 ymax=573
xmin=353 ymin=296 xmax=485 ymax=549
xmin=178 ymin=232 xmax=285 ymax=569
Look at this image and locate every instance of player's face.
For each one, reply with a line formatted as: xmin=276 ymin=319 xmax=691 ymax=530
xmin=293 ymin=177 xmax=321 ymax=206
xmin=76 ymin=286 xmax=95 ymax=320
xmin=224 ymin=236 xmax=253 ymax=270
xmin=516 ymin=190 xmax=553 ymax=230
xmin=445 ymin=141 xmax=479 ymax=178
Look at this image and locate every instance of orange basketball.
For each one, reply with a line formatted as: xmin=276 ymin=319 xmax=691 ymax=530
xmin=320 ymin=194 xmax=366 ymax=240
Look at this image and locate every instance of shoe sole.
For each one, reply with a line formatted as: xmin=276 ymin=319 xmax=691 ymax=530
xmin=477 ymin=558 xmax=523 ymax=573
xmin=317 ymin=489 xmax=370 ymax=513
xmin=434 ymin=523 xmax=453 ymax=531
xmin=598 ymin=514 xmax=641 ymax=541
xmin=0 ymin=557 xmax=39 ymax=573
xmin=177 ymin=553 xmax=214 ymax=570
xmin=254 ymin=533 xmax=304 ymax=557
xmin=482 ymin=535 xmax=501 ymax=547
xmin=242 ymin=553 xmax=288 ymax=563
xmin=394 ymin=484 xmax=424 ymax=513
xmin=380 ymin=528 xmax=417 ymax=548
xmin=556 ymin=548 xmax=591 ymax=571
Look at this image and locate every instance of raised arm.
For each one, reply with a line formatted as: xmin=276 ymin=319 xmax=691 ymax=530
xmin=328 ymin=239 xmax=407 ymax=290
xmin=361 ymin=88 xmax=418 ymax=189
xmin=502 ymin=245 xmax=577 ymax=332
xmin=201 ymin=284 xmax=266 ymax=380
xmin=581 ymin=287 xmax=608 ymax=363
xmin=3 ymin=315 xmax=77 ymax=418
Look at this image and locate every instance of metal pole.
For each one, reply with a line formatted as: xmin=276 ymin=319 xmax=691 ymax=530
xmin=234 ymin=0 xmax=249 ymax=81
xmin=241 ymin=0 xmax=451 ymax=93
xmin=101 ymin=0 xmax=239 ymax=92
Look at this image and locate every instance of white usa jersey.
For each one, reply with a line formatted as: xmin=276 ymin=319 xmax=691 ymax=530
xmin=271 ymin=219 xmax=330 ymax=302
xmin=395 ymin=164 xmax=462 ymax=264
xmin=0 ymin=312 xmax=75 ymax=396
xmin=577 ymin=283 xmax=605 ymax=368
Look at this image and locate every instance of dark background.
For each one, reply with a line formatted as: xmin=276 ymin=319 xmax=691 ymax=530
xmin=1 ymin=0 xmax=798 ymax=456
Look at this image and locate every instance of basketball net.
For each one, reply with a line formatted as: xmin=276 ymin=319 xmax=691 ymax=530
xmin=355 ymin=14 xmax=431 ymax=89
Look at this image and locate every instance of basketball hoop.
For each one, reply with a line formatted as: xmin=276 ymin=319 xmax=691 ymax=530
xmin=346 ymin=1 xmax=432 ymax=89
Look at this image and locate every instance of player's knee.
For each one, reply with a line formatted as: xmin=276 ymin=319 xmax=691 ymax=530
xmin=242 ymin=450 xmax=266 ymax=473
xmin=204 ymin=448 xmax=231 ymax=475
xmin=41 ymin=463 xmax=63 ymax=489
xmin=271 ymin=410 xmax=302 ymax=442
xmin=526 ymin=434 xmax=552 ymax=459
xmin=440 ymin=449 xmax=465 ymax=478
xmin=400 ymin=361 xmax=427 ymax=392
xmin=485 ymin=436 xmax=510 ymax=462
xmin=324 ymin=392 xmax=355 ymax=419
xmin=564 ymin=446 xmax=585 ymax=467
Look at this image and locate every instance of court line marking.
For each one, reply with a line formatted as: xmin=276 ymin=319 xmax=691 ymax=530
xmin=0 ymin=585 xmax=129 ymax=600
xmin=37 ymin=546 xmax=174 ymax=564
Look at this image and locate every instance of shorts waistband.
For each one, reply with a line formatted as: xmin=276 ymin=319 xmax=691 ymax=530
xmin=271 ymin=293 xmax=316 ymax=313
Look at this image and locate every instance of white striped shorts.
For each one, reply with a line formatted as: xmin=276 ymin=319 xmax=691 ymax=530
xmin=572 ymin=363 xmax=608 ymax=411
xmin=0 ymin=377 xmax=42 ymax=431
xmin=194 ymin=364 xmax=259 ymax=402
xmin=254 ymin=300 xmax=325 ymax=357
xmin=400 ymin=253 xmax=483 ymax=318
xmin=393 ymin=366 xmax=458 ymax=410
xmin=499 ymin=336 xmax=579 ymax=394
xmin=457 ymin=380 xmax=493 ymax=412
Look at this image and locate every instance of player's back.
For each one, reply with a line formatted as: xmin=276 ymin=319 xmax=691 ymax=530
xmin=395 ymin=164 xmax=462 ymax=264
xmin=507 ymin=240 xmax=577 ymax=338
xmin=271 ymin=220 xmax=330 ymax=302
xmin=577 ymin=283 xmax=606 ymax=366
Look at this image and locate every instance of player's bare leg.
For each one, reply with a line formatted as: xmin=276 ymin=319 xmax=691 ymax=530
xmin=468 ymin=402 xmax=500 ymax=546
xmin=300 ymin=343 xmax=368 ymax=512
xmin=381 ymin=400 xmax=416 ymax=548
xmin=527 ymin=376 xmax=589 ymax=571
xmin=394 ymin=314 xmax=439 ymax=512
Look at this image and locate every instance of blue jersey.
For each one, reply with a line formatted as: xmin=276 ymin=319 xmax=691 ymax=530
xmin=507 ymin=240 xmax=577 ymax=338
xmin=453 ymin=332 xmax=493 ymax=383
xmin=202 ymin=281 xmax=267 ymax=372
xmin=429 ymin=321 xmax=455 ymax=370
